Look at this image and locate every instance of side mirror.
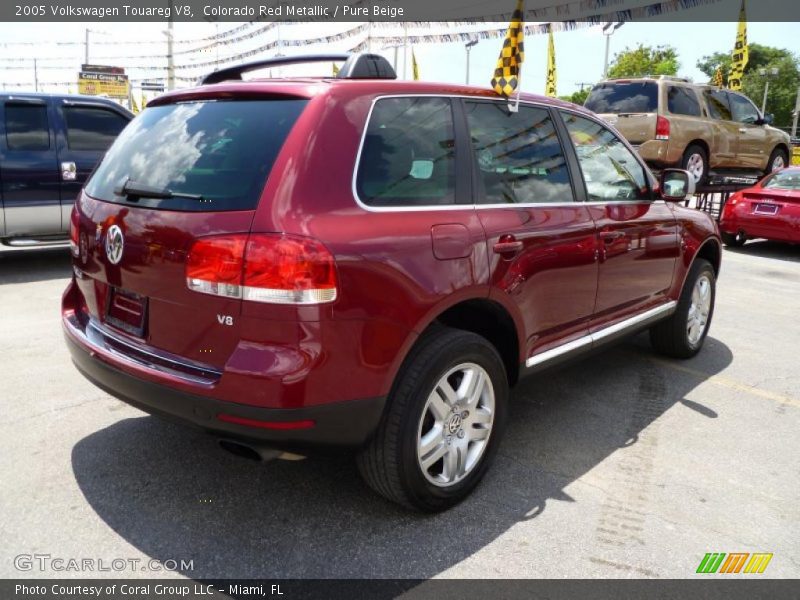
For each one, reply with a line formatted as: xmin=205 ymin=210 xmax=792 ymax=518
xmin=757 ymin=113 xmax=774 ymax=126
xmin=660 ymin=169 xmax=696 ymax=202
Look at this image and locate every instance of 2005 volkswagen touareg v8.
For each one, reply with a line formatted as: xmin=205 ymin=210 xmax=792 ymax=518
xmin=63 ymin=54 xmax=721 ymax=511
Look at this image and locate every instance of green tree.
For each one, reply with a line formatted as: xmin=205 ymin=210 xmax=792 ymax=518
xmin=697 ymin=43 xmax=800 ymax=127
xmin=606 ymin=44 xmax=680 ymax=78
xmin=559 ymin=88 xmax=590 ymax=106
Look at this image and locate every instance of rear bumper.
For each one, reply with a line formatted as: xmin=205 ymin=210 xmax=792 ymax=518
xmin=636 ymin=139 xmax=681 ymax=168
xmin=64 ymin=317 xmax=386 ymax=453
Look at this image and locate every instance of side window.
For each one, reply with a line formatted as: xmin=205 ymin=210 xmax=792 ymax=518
xmin=667 ymin=86 xmax=701 ymax=117
xmin=464 ymin=101 xmax=574 ymax=204
xmin=728 ymin=93 xmax=760 ymax=124
xmin=64 ymin=106 xmax=129 ymax=151
xmin=355 ymin=97 xmax=456 ymax=207
xmin=5 ymin=103 xmax=50 ymax=151
xmin=560 ymin=112 xmax=650 ymax=202
xmin=704 ymin=90 xmax=732 ymax=121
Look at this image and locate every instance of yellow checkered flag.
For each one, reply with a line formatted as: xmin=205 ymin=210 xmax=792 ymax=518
xmin=728 ymin=0 xmax=748 ymax=91
xmin=712 ymin=66 xmax=724 ymax=87
xmin=490 ymin=0 xmax=525 ymax=98
xmin=545 ymin=28 xmax=556 ymax=97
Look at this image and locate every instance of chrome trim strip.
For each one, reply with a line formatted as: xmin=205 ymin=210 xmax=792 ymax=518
xmin=70 ymin=317 xmax=222 ymax=386
xmin=350 ymin=94 xmax=659 ymax=213
xmin=525 ymin=301 xmax=677 ymax=368
xmin=525 ymin=335 xmax=593 ymax=367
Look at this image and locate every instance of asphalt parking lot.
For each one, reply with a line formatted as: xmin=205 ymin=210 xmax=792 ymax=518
xmin=1 ymin=240 xmax=798 ymax=580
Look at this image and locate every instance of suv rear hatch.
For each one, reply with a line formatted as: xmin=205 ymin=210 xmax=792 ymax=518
xmin=72 ymin=96 xmax=309 ymax=372
xmin=585 ymin=81 xmax=660 ymax=144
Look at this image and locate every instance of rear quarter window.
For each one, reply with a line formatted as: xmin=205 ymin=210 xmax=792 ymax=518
xmin=84 ymin=99 xmax=308 ymax=212
xmin=584 ymin=82 xmax=658 ymax=114
xmin=667 ymin=86 xmax=702 ymax=117
xmin=355 ymin=97 xmax=456 ymax=207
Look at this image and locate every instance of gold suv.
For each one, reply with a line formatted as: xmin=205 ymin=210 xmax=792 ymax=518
xmin=585 ymin=76 xmax=791 ymax=184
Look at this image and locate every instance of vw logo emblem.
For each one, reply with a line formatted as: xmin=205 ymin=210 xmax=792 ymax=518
xmin=105 ymin=225 xmax=125 ymax=265
xmin=447 ymin=413 xmax=462 ymax=434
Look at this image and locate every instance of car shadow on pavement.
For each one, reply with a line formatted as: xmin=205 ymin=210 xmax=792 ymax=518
xmin=0 ymin=246 xmax=72 ymax=284
xmin=71 ymin=333 xmax=733 ymax=579
xmin=725 ymin=240 xmax=800 ymax=263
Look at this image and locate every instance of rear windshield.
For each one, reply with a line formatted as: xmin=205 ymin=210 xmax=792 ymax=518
xmin=84 ymin=99 xmax=308 ymax=211
xmin=763 ymin=170 xmax=800 ymax=190
xmin=585 ymin=82 xmax=658 ymax=114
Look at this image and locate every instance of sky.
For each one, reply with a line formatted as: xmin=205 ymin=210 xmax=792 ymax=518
xmin=0 ymin=5 xmax=798 ymax=99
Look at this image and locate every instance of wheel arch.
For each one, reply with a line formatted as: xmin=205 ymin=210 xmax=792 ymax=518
xmin=431 ymin=298 xmax=521 ymax=386
xmin=684 ymin=139 xmax=710 ymax=161
xmin=694 ymin=236 xmax=721 ymax=276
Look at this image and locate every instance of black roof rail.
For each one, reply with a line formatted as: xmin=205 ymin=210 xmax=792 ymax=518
xmin=199 ymin=53 xmax=397 ymax=85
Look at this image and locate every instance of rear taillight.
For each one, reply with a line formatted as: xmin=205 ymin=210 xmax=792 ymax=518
xmin=69 ymin=207 xmax=80 ymax=257
xmin=185 ymin=234 xmax=337 ymax=305
xmin=655 ymin=116 xmax=670 ymax=141
xmin=186 ymin=235 xmax=247 ymax=299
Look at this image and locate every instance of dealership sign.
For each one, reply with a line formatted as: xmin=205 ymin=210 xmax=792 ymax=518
xmin=77 ymin=64 xmax=129 ymax=98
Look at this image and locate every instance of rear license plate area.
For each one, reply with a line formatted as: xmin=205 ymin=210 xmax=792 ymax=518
xmin=105 ymin=287 xmax=148 ymax=337
xmin=753 ymin=203 xmax=779 ymax=216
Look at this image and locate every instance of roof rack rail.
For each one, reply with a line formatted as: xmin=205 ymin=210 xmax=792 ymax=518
xmin=199 ymin=53 xmax=397 ymax=85
xmin=658 ymin=75 xmax=691 ymax=82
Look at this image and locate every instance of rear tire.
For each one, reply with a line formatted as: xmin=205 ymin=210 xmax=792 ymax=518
xmin=765 ymin=148 xmax=788 ymax=175
xmin=650 ymin=259 xmax=716 ymax=359
xmin=721 ymin=231 xmax=746 ymax=247
xmin=357 ymin=327 xmax=508 ymax=512
xmin=681 ymin=144 xmax=708 ymax=186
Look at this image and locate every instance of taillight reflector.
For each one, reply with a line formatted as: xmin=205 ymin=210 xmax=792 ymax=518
xmin=185 ymin=234 xmax=337 ymax=305
xmin=655 ymin=116 xmax=670 ymax=141
xmin=69 ymin=207 xmax=80 ymax=257
xmin=217 ymin=413 xmax=315 ymax=430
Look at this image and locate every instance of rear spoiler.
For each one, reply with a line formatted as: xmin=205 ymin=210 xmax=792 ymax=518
xmin=199 ymin=53 xmax=396 ymax=85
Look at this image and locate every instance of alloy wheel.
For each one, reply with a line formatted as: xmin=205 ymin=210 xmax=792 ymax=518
xmin=416 ymin=363 xmax=495 ymax=487
xmin=685 ymin=153 xmax=705 ymax=183
xmin=687 ymin=274 xmax=712 ymax=345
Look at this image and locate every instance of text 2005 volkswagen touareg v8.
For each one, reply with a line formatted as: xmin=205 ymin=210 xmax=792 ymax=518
xmin=63 ymin=54 xmax=721 ymax=511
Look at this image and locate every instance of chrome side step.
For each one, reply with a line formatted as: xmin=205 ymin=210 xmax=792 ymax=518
xmin=526 ymin=301 xmax=677 ymax=368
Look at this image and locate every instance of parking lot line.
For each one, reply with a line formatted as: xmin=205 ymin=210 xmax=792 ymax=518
xmin=648 ymin=357 xmax=799 ymax=409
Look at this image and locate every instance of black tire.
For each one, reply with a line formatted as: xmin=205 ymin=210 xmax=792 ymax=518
xmin=357 ymin=327 xmax=508 ymax=512
xmin=650 ymin=259 xmax=716 ymax=359
xmin=681 ymin=144 xmax=708 ymax=186
xmin=721 ymin=231 xmax=746 ymax=247
xmin=765 ymin=148 xmax=789 ymax=175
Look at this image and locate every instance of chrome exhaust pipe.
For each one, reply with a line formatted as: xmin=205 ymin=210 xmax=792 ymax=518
xmin=217 ymin=439 xmax=305 ymax=462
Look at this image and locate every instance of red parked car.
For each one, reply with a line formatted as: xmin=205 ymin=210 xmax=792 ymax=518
xmin=62 ymin=54 xmax=721 ymax=511
xmin=720 ymin=166 xmax=800 ymax=246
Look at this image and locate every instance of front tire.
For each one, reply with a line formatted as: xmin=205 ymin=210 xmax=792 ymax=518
xmin=650 ymin=259 xmax=716 ymax=359
xmin=357 ymin=327 xmax=508 ymax=512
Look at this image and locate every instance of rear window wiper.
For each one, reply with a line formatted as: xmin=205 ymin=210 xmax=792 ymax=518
xmin=114 ymin=177 xmax=204 ymax=202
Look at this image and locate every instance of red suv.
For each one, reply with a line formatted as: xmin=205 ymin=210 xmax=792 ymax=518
xmin=62 ymin=54 xmax=721 ymax=511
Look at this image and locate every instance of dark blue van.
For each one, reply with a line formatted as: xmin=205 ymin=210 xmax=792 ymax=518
xmin=0 ymin=93 xmax=132 ymax=245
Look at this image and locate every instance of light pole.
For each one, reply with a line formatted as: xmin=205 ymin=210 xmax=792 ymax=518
xmin=759 ymin=67 xmax=779 ymax=115
xmin=602 ymin=22 xmax=624 ymax=79
xmin=465 ymin=39 xmax=478 ymax=85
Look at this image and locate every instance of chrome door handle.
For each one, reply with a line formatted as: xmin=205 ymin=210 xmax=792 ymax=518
xmin=599 ymin=230 xmax=625 ymax=243
xmin=61 ymin=161 xmax=77 ymax=181
xmin=493 ymin=240 xmax=523 ymax=254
